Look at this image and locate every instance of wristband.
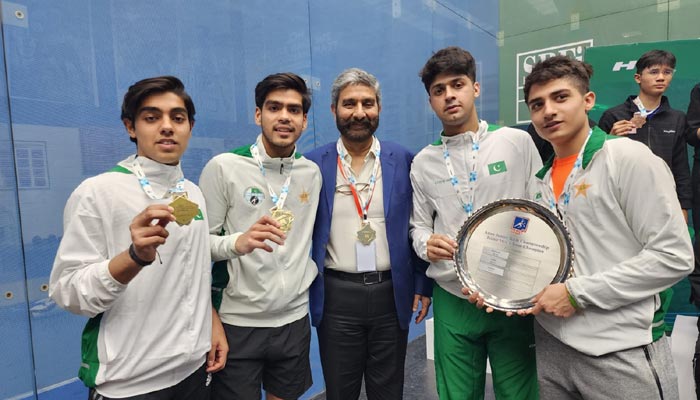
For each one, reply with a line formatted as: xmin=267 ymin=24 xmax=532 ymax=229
xmin=129 ymin=244 xmax=153 ymax=267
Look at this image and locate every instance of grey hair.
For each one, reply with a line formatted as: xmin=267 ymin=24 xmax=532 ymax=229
xmin=330 ymin=68 xmax=381 ymax=107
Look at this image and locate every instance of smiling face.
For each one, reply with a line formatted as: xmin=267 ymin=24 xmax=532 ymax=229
xmin=527 ymin=77 xmax=595 ymax=157
xmin=255 ymin=88 xmax=308 ymax=158
xmin=428 ymin=73 xmax=480 ymax=135
xmin=124 ymin=91 xmax=192 ymax=165
xmin=332 ymin=84 xmax=381 ymax=144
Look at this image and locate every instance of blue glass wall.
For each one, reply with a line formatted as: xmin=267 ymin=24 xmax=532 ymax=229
xmin=0 ymin=1 xmax=498 ymax=398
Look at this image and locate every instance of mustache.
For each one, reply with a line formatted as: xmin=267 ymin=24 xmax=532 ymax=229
xmin=341 ymin=118 xmax=372 ymax=129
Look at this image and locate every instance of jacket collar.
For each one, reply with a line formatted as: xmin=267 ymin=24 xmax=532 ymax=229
xmin=535 ymin=126 xmax=617 ymax=179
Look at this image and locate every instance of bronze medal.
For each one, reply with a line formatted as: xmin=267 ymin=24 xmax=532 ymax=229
xmin=357 ymin=222 xmax=376 ymax=245
xmin=270 ymin=207 xmax=294 ymax=233
xmin=169 ymin=195 xmax=199 ymax=226
xmin=631 ymin=112 xmax=647 ymax=128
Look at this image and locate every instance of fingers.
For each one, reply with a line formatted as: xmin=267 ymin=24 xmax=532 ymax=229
xmin=426 ymin=234 xmax=458 ymax=262
xmin=235 ymin=217 xmax=287 ymax=254
xmin=130 ymin=205 xmax=174 ymax=260
xmin=414 ymin=296 xmax=432 ymax=324
xmin=132 ymin=205 xmax=175 ymax=228
xmin=206 ymin=345 xmax=227 ymax=372
xmin=412 ymin=295 xmax=419 ymax=312
xmin=610 ymin=120 xmax=635 ymax=136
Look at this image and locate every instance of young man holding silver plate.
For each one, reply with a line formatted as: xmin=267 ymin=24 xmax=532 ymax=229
xmin=198 ymin=72 xmax=321 ymax=400
xmin=410 ymin=46 xmax=542 ymax=399
xmin=523 ymin=55 xmax=693 ymax=399
xmin=50 ymin=76 xmax=227 ymax=399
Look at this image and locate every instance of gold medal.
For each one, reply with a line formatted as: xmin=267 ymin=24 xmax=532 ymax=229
xmin=357 ymin=222 xmax=376 ymax=245
xmin=169 ymin=195 xmax=199 ymax=226
xmin=270 ymin=207 xmax=294 ymax=233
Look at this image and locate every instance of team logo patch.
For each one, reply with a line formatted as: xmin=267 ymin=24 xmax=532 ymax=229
xmin=511 ymin=216 xmax=529 ymax=234
xmin=574 ymin=181 xmax=591 ymax=198
xmin=299 ymin=189 xmax=310 ymax=204
xmin=244 ymin=187 xmax=265 ymax=206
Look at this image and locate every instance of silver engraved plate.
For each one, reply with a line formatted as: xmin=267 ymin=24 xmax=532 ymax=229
xmin=454 ymin=198 xmax=574 ymax=311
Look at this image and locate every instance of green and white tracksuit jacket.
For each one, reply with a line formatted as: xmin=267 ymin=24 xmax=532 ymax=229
xmin=199 ymin=134 xmax=321 ymax=328
xmin=410 ymin=120 xmax=542 ymax=297
xmin=50 ymin=155 xmax=212 ymax=398
xmin=530 ymin=127 xmax=693 ymax=356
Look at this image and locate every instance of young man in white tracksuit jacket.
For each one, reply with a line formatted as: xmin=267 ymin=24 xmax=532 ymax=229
xmin=410 ymin=46 xmax=542 ymax=399
xmin=522 ymin=55 xmax=692 ymax=399
xmin=50 ymin=76 xmax=227 ymax=400
xmin=199 ymin=73 xmax=321 ymax=400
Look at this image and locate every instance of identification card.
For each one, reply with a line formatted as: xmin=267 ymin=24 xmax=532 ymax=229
xmin=356 ymin=241 xmax=377 ymax=272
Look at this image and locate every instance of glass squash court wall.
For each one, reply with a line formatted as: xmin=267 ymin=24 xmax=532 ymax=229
xmin=0 ymin=1 xmax=498 ymax=398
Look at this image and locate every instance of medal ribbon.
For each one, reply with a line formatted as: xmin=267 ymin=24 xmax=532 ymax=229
xmin=442 ymin=124 xmax=483 ymax=216
xmin=336 ymin=138 xmax=381 ymax=222
xmin=250 ymin=142 xmax=293 ymax=209
xmin=547 ymin=129 xmax=592 ymax=219
xmin=131 ymin=158 xmax=185 ymax=200
xmin=632 ymin=96 xmax=649 ymax=117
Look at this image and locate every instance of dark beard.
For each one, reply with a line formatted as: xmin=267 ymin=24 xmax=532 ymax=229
xmin=336 ymin=116 xmax=379 ymax=143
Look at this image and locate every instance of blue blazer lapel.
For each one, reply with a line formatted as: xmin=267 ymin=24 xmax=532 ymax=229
xmin=321 ymin=147 xmax=337 ymax=215
xmin=380 ymin=147 xmax=396 ymax=217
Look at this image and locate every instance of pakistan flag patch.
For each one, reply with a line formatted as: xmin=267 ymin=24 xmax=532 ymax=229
xmin=487 ymin=160 xmax=507 ymax=175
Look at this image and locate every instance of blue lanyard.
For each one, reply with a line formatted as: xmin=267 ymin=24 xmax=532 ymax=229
xmin=442 ymin=123 xmax=483 ymax=216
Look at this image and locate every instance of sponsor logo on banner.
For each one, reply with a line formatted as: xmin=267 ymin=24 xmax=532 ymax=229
xmin=516 ymin=40 xmax=594 ymax=124
xmin=612 ymin=60 xmax=637 ymax=71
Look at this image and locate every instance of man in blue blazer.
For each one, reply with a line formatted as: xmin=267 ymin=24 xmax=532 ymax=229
xmin=306 ymin=68 xmax=432 ymax=400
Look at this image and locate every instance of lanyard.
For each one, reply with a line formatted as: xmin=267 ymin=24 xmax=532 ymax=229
xmin=336 ymin=138 xmax=381 ymax=222
xmin=250 ymin=142 xmax=293 ymax=209
xmin=131 ymin=158 xmax=185 ymax=200
xmin=632 ymin=96 xmax=659 ymax=117
xmin=548 ymin=129 xmax=592 ymax=219
xmin=442 ymin=126 xmax=482 ymax=216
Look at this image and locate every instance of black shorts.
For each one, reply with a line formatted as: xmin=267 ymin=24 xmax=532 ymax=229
xmin=88 ymin=361 xmax=210 ymax=400
xmin=211 ymin=314 xmax=312 ymax=400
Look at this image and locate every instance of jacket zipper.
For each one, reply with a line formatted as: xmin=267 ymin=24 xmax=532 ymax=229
xmin=643 ymin=344 xmax=664 ymax=400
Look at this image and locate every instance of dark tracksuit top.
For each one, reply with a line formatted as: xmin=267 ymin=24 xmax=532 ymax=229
xmin=598 ymin=95 xmax=692 ymax=209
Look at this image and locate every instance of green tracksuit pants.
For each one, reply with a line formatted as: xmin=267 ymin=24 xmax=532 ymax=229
xmin=433 ymin=284 xmax=538 ymax=400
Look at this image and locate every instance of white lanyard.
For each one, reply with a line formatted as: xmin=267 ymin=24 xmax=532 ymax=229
xmin=131 ymin=158 xmax=185 ymax=200
xmin=250 ymin=143 xmax=293 ymax=209
xmin=336 ymin=138 xmax=381 ymax=222
xmin=442 ymin=127 xmax=481 ymax=216
xmin=548 ymin=129 xmax=592 ymax=219
xmin=632 ymin=96 xmax=658 ymax=117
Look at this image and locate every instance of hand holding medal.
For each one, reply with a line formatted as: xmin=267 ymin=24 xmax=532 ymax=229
xmin=234 ymin=215 xmax=286 ymax=254
xmin=128 ymin=204 xmax=175 ymax=265
xmin=169 ymin=193 xmax=199 ymax=226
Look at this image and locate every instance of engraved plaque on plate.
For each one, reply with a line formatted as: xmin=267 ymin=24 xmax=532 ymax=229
xmin=454 ymin=198 xmax=574 ymax=311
